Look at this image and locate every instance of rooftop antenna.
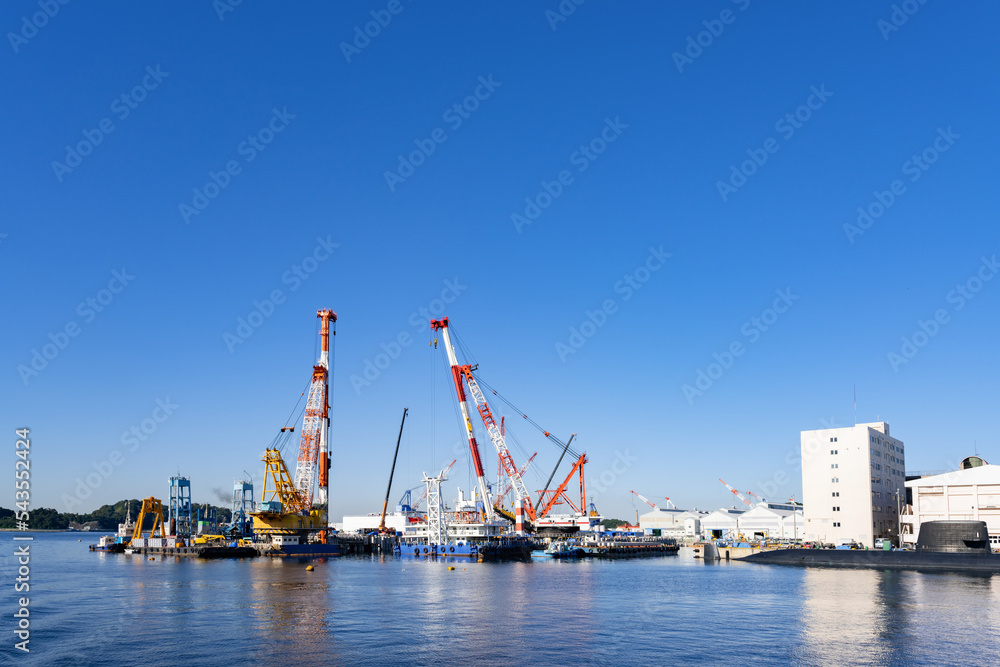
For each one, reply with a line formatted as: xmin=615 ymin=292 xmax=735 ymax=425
xmin=853 ymin=385 xmax=857 ymax=425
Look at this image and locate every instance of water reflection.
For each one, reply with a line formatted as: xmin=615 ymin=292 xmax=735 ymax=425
xmin=800 ymin=567 xmax=1000 ymax=666
xmin=245 ymin=558 xmax=334 ymax=663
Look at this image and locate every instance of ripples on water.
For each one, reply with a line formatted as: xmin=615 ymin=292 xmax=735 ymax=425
xmin=10 ymin=534 xmax=1000 ymax=665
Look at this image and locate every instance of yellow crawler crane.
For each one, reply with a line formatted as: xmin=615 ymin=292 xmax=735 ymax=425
xmin=130 ymin=497 xmax=166 ymax=544
xmin=251 ymin=448 xmax=324 ymax=537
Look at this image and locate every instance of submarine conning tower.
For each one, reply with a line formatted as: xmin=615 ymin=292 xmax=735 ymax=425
xmin=916 ymin=521 xmax=991 ymax=553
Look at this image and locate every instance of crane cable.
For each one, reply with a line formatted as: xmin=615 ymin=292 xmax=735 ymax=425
xmin=471 ymin=373 xmax=580 ymax=458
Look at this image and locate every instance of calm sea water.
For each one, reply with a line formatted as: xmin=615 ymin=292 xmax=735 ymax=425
xmin=4 ymin=533 xmax=1000 ymax=665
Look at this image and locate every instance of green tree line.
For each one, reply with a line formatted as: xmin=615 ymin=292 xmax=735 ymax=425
xmin=0 ymin=500 xmax=233 ymax=531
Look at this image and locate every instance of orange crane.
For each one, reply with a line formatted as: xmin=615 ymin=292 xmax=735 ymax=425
xmin=536 ymin=453 xmax=588 ymax=518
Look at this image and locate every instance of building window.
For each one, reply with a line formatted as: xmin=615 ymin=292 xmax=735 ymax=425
xmin=833 ymin=506 xmax=840 ymax=512
xmin=833 ymin=522 xmax=841 ymax=527
xmin=831 ymin=463 xmax=838 ymax=469
xmin=832 ymin=492 xmax=839 ymax=497
xmin=832 ymin=477 xmax=839 ymax=483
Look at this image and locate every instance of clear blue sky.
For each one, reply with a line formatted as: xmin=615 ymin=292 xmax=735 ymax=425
xmin=3 ymin=1 xmax=999 ymax=522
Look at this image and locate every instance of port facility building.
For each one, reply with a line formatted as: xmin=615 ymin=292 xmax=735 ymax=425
xmin=902 ymin=459 xmax=1000 ymax=549
xmin=638 ymin=508 xmax=704 ymax=538
xmin=700 ymin=504 xmax=804 ymax=541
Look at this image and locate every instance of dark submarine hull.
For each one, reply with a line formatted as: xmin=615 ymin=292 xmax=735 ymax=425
xmin=740 ymin=548 xmax=1000 ymax=573
xmin=742 ymin=521 xmax=998 ymax=572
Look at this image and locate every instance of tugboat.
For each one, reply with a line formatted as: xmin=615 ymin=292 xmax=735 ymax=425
xmin=544 ymin=541 xmax=586 ymax=559
xmin=89 ymin=501 xmax=135 ymax=553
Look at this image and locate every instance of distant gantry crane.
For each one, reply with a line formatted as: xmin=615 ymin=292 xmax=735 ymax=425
xmin=630 ymin=491 xmax=676 ymax=511
xmin=630 ymin=490 xmax=659 ymax=510
xmin=719 ymin=478 xmax=753 ymax=508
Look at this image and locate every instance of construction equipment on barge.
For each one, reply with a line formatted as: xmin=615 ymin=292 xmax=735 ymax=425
xmin=251 ymin=309 xmax=343 ymax=557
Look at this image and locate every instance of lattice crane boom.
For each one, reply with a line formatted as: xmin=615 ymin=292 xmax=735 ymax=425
xmin=293 ymin=309 xmax=336 ymax=509
xmin=499 ymin=453 xmax=537 ymax=503
xmin=430 ymin=318 xmax=494 ymax=521
xmin=462 ymin=367 xmax=538 ymax=521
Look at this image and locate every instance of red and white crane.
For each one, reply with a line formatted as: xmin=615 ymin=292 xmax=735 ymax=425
xmin=294 ymin=309 xmax=335 ymax=508
xmin=630 ymin=490 xmax=659 ymax=510
xmin=430 ymin=318 xmax=495 ymax=521
xmin=719 ymin=478 xmax=752 ymax=508
xmin=499 ymin=453 xmax=537 ymax=505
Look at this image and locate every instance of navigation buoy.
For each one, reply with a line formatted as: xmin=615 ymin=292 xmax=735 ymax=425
xmin=306 ymin=565 xmax=314 ymax=571
xmin=148 ymin=557 xmax=154 ymax=561
xmin=448 ymin=566 xmax=455 ymax=570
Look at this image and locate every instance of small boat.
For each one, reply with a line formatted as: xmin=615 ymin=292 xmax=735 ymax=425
xmin=544 ymin=542 xmax=585 ymax=558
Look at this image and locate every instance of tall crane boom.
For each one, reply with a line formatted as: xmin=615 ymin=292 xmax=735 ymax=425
xmin=499 ymin=453 xmax=536 ymax=503
xmin=719 ymin=478 xmax=752 ymax=508
xmin=430 ymin=318 xmax=494 ymax=521
xmin=630 ymin=490 xmax=658 ymax=510
xmin=461 ymin=367 xmax=537 ymax=522
xmin=294 ymin=309 xmax=336 ymax=508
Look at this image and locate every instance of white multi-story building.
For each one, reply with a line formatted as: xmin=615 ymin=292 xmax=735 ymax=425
xmin=801 ymin=422 xmax=906 ymax=547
